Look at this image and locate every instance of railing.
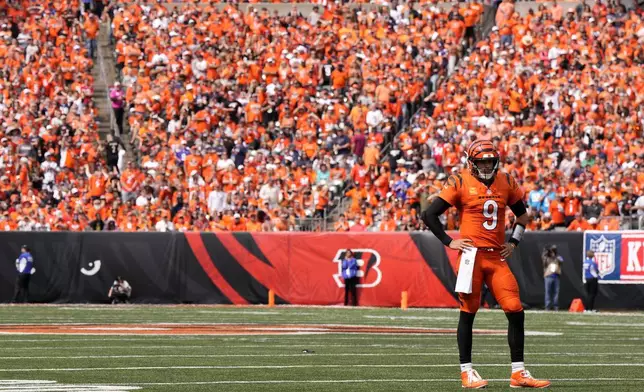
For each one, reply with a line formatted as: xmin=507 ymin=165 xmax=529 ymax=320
xmin=97 ymin=21 xmax=116 ymax=136
xmin=622 ymin=215 xmax=644 ymax=230
xmin=293 ymin=216 xmax=327 ymax=232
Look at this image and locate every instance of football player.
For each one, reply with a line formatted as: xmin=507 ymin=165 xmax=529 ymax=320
xmin=421 ymin=140 xmax=551 ymax=389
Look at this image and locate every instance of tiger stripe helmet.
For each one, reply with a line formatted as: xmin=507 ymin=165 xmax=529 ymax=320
xmin=466 ymin=140 xmax=500 ymax=181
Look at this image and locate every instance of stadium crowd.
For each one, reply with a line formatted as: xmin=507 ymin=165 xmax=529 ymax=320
xmin=340 ymin=0 xmax=644 ymax=232
xmin=0 ymin=0 xmax=642 ymax=233
xmin=106 ymin=0 xmax=473 ymax=232
xmin=0 ymin=0 xmax=102 ymax=231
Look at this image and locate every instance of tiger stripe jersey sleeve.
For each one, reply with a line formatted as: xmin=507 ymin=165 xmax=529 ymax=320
xmin=438 ymin=174 xmax=463 ymax=207
xmin=505 ymin=173 xmax=525 ymax=207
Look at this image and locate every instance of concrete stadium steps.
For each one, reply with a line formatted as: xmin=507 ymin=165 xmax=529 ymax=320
xmin=93 ymin=20 xmax=137 ymax=163
xmin=92 ymin=22 xmax=113 ymax=139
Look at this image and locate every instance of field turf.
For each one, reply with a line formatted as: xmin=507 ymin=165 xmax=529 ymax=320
xmin=0 ymin=305 xmax=642 ymax=391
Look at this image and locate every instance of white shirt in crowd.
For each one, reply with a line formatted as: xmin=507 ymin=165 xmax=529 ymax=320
xmin=542 ymin=90 xmax=560 ymax=110
xmin=135 ymin=194 xmax=156 ymax=207
xmin=559 ymin=157 xmax=576 ymax=178
xmin=188 ymin=174 xmax=206 ymax=190
xmin=167 ymin=118 xmax=181 ymax=134
xmin=366 ymin=108 xmax=384 ymax=129
xmin=40 ymin=159 xmax=59 ymax=186
xmin=259 ymin=183 xmax=282 ymax=209
xmin=307 ymin=10 xmax=319 ymax=25
xmin=191 ymin=58 xmax=207 ymax=79
xmin=152 ymin=16 xmax=169 ymax=31
xmin=216 ymin=158 xmax=235 ymax=172
xmin=155 ymin=218 xmax=174 ymax=232
xmin=476 ymin=114 xmax=495 ymax=129
xmin=635 ymin=195 xmax=644 ymax=217
xmin=17 ymin=219 xmax=35 ymax=231
xmin=548 ymin=46 xmax=567 ymax=69
xmin=207 ymin=190 xmax=228 ymax=214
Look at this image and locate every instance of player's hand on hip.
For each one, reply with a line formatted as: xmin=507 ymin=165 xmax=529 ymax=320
xmin=500 ymin=243 xmax=516 ymax=259
xmin=449 ymin=238 xmax=474 ymax=251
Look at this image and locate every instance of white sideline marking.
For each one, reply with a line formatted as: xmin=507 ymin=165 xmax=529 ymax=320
xmin=3 ymin=304 xmax=644 ymax=317
xmin=0 ymin=330 xmax=563 ymax=337
xmin=1 ymin=355 xmax=644 ymax=366
xmin=0 ymin=350 xmax=641 ymax=359
xmin=566 ymin=321 xmax=644 ymax=327
xmin=0 ymin=342 xmax=640 ymax=351
xmin=0 ymin=322 xmax=562 ymax=337
xmin=0 ymin=336 xmax=526 ymax=344
xmin=0 ymin=381 xmax=55 ymax=384
xmin=364 ymin=316 xmax=457 ymax=321
xmin=0 ymin=379 xmax=139 ymax=390
xmin=125 ymin=378 xmax=644 ymax=386
xmin=0 ymin=322 xmax=535 ymax=331
xmin=197 ymin=311 xmax=286 ymax=315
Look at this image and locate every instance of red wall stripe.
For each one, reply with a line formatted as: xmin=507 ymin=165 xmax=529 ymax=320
xmin=185 ymin=232 xmax=248 ymax=305
xmin=216 ymin=233 xmax=283 ymax=298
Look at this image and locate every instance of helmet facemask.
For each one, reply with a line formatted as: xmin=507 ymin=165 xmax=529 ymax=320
xmin=470 ymin=158 xmax=499 ymax=181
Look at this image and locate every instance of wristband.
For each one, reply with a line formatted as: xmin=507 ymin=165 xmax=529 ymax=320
xmin=509 ymin=223 xmax=525 ymax=246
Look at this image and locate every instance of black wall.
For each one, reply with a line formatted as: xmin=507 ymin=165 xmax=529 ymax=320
xmin=2 ymin=232 xmax=643 ymax=309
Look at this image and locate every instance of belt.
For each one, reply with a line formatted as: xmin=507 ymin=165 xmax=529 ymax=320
xmin=479 ymin=247 xmax=502 ymax=252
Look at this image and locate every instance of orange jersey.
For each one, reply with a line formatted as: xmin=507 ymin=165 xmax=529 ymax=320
xmin=439 ymin=170 xmax=524 ymax=249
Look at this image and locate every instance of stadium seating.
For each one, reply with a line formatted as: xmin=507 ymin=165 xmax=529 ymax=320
xmin=0 ymin=2 xmax=102 ymax=231
xmin=344 ymin=0 xmax=644 ymax=232
xmin=106 ymin=1 xmax=474 ymax=232
xmin=0 ymin=1 xmax=641 ymax=233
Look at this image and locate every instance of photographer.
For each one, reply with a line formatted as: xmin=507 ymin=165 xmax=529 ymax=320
xmin=542 ymin=245 xmax=563 ymax=311
xmin=108 ymin=276 xmax=132 ymax=304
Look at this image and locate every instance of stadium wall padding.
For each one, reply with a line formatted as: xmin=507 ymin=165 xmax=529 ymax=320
xmin=1 ymin=232 xmax=643 ymax=309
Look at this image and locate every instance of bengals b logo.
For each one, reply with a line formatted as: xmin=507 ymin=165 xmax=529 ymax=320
xmin=332 ymin=249 xmax=382 ymax=288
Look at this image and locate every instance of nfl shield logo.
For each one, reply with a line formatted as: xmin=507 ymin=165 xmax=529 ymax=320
xmin=590 ymin=236 xmax=616 ymax=278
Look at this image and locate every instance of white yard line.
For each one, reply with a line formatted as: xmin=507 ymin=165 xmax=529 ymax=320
xmin=1 ymin=341 xmax=642 ymax=351
xmin=0 ymin=379 xmax=139 ymax=391
xmin=0 ymin=335 xmax=632 ymax=344
xmin=566 ymin=321 xmax=644 ymax=327
xmin=0 ymin=350 xmax=644 ymax=356
xmin=0 ymin=354 xmax=643 ymax=363
xmin=196 ymin=311 xmax=285 ymax=315
xmin=364 ymin=316 xmax=458 ymax=321
xmin=123 ymin=377 xmax=644 ymax=386
xmin=0 ymin=330 xmax=618 ymax=338
xmin=3 ymin=376 xmax=644 ymax=388
xmin=1 ymin=303 xmax=643 ymax=316
xmin=0 ymin=322 xmax=496 ymax=329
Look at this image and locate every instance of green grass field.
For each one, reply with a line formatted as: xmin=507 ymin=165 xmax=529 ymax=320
xmin=0 ymin=305 xmax=643 ymax=391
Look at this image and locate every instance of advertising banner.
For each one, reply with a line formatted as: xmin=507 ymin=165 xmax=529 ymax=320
xmin=584 ymin=231 xmax=644 ymax=284
xmin=1 ymin=232 xmax=644 ymax=308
